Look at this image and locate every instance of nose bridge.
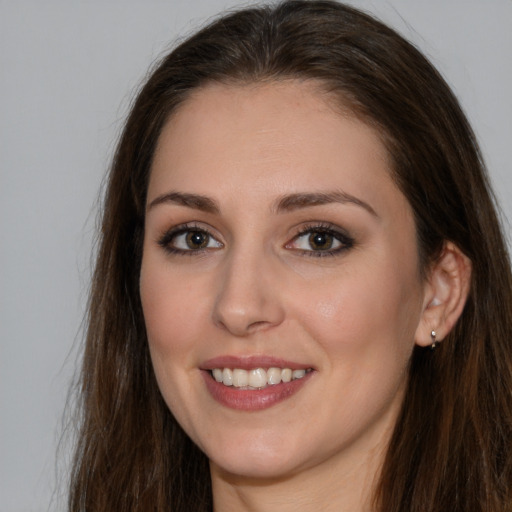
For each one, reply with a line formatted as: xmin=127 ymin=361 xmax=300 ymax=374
xmin=212 ymin=240 xmax=285 ymax=336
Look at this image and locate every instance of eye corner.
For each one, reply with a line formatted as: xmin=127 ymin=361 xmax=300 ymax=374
xmin=156 ymin=222 xmax=223 ymax=256
xmin=285 ymin=222 xmax=354 ymax=258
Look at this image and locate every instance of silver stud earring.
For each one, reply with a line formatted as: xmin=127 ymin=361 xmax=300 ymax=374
xmin=430 ymin=330 xmax=437 ymax=350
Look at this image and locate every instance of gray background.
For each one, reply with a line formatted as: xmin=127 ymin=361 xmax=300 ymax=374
xmin=1 ymin=1 xmax=511 ymax=511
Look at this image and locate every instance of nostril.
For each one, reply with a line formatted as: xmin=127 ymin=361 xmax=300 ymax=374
xmin=212 ymin=307 xmax=282 ymax=337
xmin=246 ymin=320 xmax=273 ymax=333
xmin=211 ymin=262 xmax=286 ymax=335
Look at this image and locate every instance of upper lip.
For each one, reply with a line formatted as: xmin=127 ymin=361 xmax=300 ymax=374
xmin=201 ymin=355 xmax=313 ymax=371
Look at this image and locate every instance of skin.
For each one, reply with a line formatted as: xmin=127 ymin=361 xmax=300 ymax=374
xmin=140 ymin=81 xmax=441 ymax=511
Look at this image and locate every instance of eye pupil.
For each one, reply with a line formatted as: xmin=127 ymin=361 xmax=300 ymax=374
xmin=309 ymin=232 xmax=333 ymax=250
xmin=186 ymin=231 xmax=208 ymax=249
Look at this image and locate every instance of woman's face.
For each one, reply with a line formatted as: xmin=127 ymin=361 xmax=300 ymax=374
xmin=140 ymin=81 xmax=430 ymax=482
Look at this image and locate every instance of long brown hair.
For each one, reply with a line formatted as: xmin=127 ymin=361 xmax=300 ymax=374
xmin=69 ymin=2 xmax=512 ymax=510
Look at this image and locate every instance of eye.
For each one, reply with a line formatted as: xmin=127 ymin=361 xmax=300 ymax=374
xmin=173 ymin=230 xmax=219 ymax=250
xmin=158 ymin=225 xmax=223 ymax=254
xmin=286 ymin=225 xmax=353 ymax=256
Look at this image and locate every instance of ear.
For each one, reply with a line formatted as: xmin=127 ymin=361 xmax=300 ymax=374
xmin=414 ymin=241 xmax=472 ymax=347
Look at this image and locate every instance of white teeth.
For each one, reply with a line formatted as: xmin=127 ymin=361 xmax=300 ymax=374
xmin=249 ymin=368 xmax=267 ymax=388
xmin=267 ymin=367 xmax=282 ymax=385
xmin=222 ymin=368 xmax=233 ymax=386
xmin=292 ymin=369 xmax=306 ymax=379
xmin=233 ymin=369 xmax=249 ymax=388
xmin=281 ymin=368 xmax=292 ymax=383
xmin=210 ymin=367 xmax=310 ymax=389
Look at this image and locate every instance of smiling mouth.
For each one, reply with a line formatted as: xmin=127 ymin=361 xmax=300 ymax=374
xmin=210 ymin=367 xmax=313 ymax=390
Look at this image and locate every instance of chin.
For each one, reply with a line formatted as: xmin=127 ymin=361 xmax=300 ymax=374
xmin=206 ymin=434 xmax=306 ymax=481
xmin=210 ymin=455 xmax=300 ymax=481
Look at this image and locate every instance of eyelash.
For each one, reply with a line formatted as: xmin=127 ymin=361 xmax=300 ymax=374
xmin=288 ymin=222 xmax=354 ymax=258
xmin=157 ymin=223 xmax=220 ymax=256
xmin=157 ymin=222 xmax=354 ymax=258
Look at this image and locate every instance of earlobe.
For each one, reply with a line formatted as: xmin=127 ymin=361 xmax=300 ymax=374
xmin=414 ymin=242 xmax=472 ymax=347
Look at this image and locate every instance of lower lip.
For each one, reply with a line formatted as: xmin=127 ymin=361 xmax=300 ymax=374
xmin=202 ymin=370 xmax=313 ymax=411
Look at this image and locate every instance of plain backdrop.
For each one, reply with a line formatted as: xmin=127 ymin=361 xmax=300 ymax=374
xmin=1 ymin=1 xmax=511 ymax=511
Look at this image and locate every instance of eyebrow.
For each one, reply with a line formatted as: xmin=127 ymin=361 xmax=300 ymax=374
xmin=147 ymin=191 xmax=220 ymax=214
xmin=274 ymin=191 xmax=378 ymax=217
xmin=147 ymin=189 xmax=377 ymax=217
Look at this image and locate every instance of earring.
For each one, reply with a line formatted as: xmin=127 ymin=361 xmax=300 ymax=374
xmin=430 ymin=330 xmax=437 ymax=350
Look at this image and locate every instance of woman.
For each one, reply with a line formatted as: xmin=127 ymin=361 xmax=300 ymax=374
xmin=69 ymin=1 xmax=512 ymax=511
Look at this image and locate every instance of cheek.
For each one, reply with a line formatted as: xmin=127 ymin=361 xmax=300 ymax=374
xmin=139 ymin=254 xmax=209 ymax=363
xmin=293 ymin=259 xmax=423 ymax=362
xmin=139 ymin=255 xmax=211 ymax=429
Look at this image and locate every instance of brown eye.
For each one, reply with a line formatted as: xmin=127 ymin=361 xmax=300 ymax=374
xmin=185 ymin=231 xmax=210 ymax=249
xmin=286 ymin=225 xmax=353 ymax=257
xmin=308 ymin=231 xmax=334 ymax=250
xmin=159 ymin=226 xmax=223 ymax=253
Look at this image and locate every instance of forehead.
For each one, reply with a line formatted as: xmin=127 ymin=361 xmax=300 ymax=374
xmin=148 ymin=80 xmax=400 ymax=216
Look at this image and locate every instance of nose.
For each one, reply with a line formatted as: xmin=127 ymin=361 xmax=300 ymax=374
xmin=212 ymin=247 xmax=285 ymax=337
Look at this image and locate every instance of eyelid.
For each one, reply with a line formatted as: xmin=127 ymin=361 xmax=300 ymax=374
xmin=157 ymin=221 xmax=353 ymax=258
xmin=157 ymin=222 xmax=223 ymax=254
xmin=285 ymin=222 xmax=354 ymax=257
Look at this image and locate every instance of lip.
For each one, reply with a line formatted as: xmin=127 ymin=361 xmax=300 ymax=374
xmin=200 ymin=355 xmax=315 ymax=411
xmin=201 ymin=355 xmax=312 ymax=371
